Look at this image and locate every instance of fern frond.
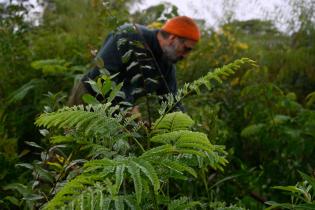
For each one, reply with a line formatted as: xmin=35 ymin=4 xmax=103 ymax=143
xmin=124 ymin=195 xmax=141 ymax=210
xmin=82 ymin=144 xmax=116 ymax=159
xmin=83 ymin=158 xmax=115 ymax=172
xmin=151 ymin=131 xmax=214 ymax=152
xmin=133 ymin=159 xmax=160 ymax=194
xmin=175 ymin=149 xmax=207 ymax=158
xmin=157 ymin=58 xmax=256 ymax=116
xmin=161 ymin=159 xmax=197 ymax=178
xmin=35 ymin=105 xmax=122 ymax=137
xmin=150 ymin=131 xmax=228 ymax=170
xmin=115 ymin=196 xmax=125 ymax=210
xmin=83 ymin=157 xmax=159 ymax=205
xmin=141 ymin=145 xmax=175 ymax=158
xmin=127 ymin=161 xmax=143 ymax=204
xmin=115 ymin=164 xmax=126 ymax=194
xmin=43 ymin=174 xmax=104 ymax=210
xmin=152 ymin=112 xmax=194 ymax=134
xmin=103 ymin=197 xmax=112 ymax=210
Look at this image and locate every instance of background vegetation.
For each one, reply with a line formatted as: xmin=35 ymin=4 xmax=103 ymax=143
xmin=0 ymin=0 xmax=314 ymax=209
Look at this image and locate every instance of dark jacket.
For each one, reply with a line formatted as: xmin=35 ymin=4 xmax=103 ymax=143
xmin=81 ymin=24 xmax=183 ymax=110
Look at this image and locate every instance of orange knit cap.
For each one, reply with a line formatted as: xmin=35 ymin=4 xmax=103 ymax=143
xmin=161 ymin=16 xmax=200 ymax=41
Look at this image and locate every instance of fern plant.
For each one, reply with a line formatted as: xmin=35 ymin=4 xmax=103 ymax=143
xmin=30 ymin=58 xmax=254 ymax=209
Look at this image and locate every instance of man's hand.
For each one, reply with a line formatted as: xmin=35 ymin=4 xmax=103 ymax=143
xmin=130 ymin=106 xmax=142 ymax=119
xmin=129 ymin=106 xmax=150 ymax=128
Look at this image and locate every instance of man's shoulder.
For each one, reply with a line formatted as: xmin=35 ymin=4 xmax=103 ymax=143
xmin=116 ymin=23 xmax=156 ymax=40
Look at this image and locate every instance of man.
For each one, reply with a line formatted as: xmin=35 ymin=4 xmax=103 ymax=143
xmin=68 ymin=16 xmax=200 ymax=112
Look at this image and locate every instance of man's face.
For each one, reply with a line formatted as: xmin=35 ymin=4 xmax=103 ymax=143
xmin=163 ymin=37 xmax=197 ymax=63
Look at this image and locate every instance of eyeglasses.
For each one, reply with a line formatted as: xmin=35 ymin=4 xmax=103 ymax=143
xmin=183 ymin=45 xmax=193 ymax=52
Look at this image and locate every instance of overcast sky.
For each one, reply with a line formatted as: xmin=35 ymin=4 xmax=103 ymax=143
xmin=131 ymin=0 xmax=291 ymax=30
xmin=1 ymin=0 xmax=295 ymax=31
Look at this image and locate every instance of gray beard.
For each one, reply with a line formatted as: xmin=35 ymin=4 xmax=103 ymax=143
xmin=162 ymin=45 xmax=183 ymax=63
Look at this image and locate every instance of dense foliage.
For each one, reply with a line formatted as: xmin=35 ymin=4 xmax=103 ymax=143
xmin=0 ymin=0 xmax=315 ymax=209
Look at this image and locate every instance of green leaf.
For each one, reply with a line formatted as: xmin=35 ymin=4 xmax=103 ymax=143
xmin=306 ymin=91 xmax=315 ymax=107
xmin=82 ymin=94 xmax=101 ymax=105
xmin=4 ymin=196 xmax=20 ymax=206
xmin=273 ymin=186 xmax=304 ymax=193
xmin=103 ymin=198 xmax=112 ymax=210
xmin=39 ymin=129 xmax=49 ymax=136
xmin=133 ymin=159 xmax=160 ymax=194
xmin=84 ymin=79 xmax=102 ymax=95
xmin=140 ymin=65 xmax=153 ymax=71
xmin=31 ymin=59 xmax=69 ymax=74
xmin=117 ymin=38 xmax=128 ymax=49
xmin=141 ymin=145 xmax=175 ymax=158
xmin=119 ymin=101 xmax=133 ymax=107
xmin=265 ymin=201 xmax=315 ymax=210
xmin=47 ymin=162 xmax=63 ymax=171
xmin=35 ymin=166 xmax=54 ymax=183
xmin=295 ymin=203 xmax=315 ymax=209
xmin=50 ymin=135 xmax=74 ymax=144
xmin=115 ymin=196 xmax=125 ymax=210
xmin=151 ymin=131 xmax=213 ymax=154
xmin=115 ymin=165 xmax=125 ymax=195
xmin=124 ymin=196 xmax=141 ymax=210
xmin=241 ymin=123 xmax=265 ymax=137
xmin=175 ymin=149 xmax=207 ymax=158
xmin=25 ymin=141 xmax=43 ymax=149
xmin=101 ymin=79 xmax=112 ymax=96
xmin=144 ymin=78 xmax=158 ymax=84
xmin=126 ymin=61 xmax=138 ymax=71
xmin=271 ymin=115 xmax=291 ymax=125
xmin=99 ymin=68 xmax=111 ymax=76
xmin=162 ymin=160 xmax=197 ymax=178
xmin=122 ymin=49 xmax=133 ymax=64
xmin=8 ymin=79 xmax=43 ymax=104
xmin=127 ymin=162 xmax=143 ymax=204
xmin=132 ymin=40 xmax=145 ymax=49
xmin=95 ymin=56 xmax=104 ymax=68
xmin=3 ymin=183 xmax=31 ymax=196
xmin=131 ymin=88 xmax=144 ymax=96
xmin=131 ymin=74 xmax=143 ymax=84
xmin=298 ymin=171 xmax=315 ymax=193
xmin=108 ymin=82 xmax=123 ymax=102
xmin=23 ymin=194 xmax=44 ymax=201
xmin=15 ymin=163 xmax=33 ymax=170
xmin=152 ymin=112 xmax=194 ymax=134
